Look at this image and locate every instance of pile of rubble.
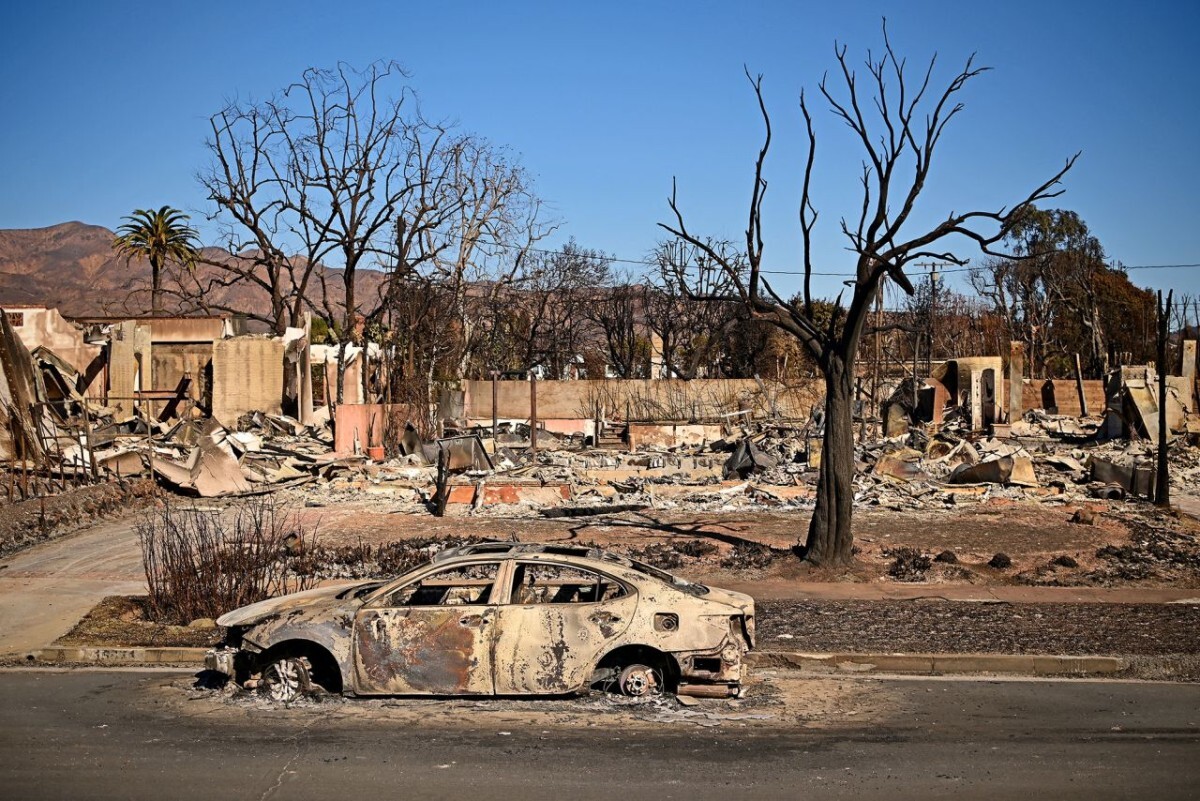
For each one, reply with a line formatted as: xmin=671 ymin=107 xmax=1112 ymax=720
xmin=2 ymin=300 xmax=1195 ymax=527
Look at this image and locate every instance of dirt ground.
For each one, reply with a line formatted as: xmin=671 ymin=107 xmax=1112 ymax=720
xmin=0 ymin=479 xmax=157 ymax=558
xmin=757 ymin=599 xmax=1200 ymax=657
xmin=282 ymin=491 xmax=1200 ymax=591
xmin=57 ymin=596 xmax=219 ymax=648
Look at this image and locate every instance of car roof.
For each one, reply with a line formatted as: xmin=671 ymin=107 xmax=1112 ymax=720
xmin=433 ymin=541 xmax=613 ymax=564
xmin=429 ymin=541 xmax=711 ymax=596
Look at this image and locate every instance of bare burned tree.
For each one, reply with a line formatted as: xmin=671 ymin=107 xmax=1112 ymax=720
xmin=517 ymin=240 xmax=611 ymax=378
xmin=587 ymin=270 xmax=649 ymax=379
xmin=384 ymin=135 xmax=549 ymax=383
xmin=660 ymin=26 xmax=1076 ymax=566
xmin=284 ymin=62 xmax=454 ymax=405
xmin=646 ymin=239 xmax=744 ymax=378
xmin=196 ymin=62 xmax=549 ymax=411
xmin=197 ymin=96 xmax=332 ymax=334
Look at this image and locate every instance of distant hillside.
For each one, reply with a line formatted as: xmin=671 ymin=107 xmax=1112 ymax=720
xmin=0 ymin=222 xmax=144 ymax=316
xmin=0 ymin=222 xmax=378 ymax=321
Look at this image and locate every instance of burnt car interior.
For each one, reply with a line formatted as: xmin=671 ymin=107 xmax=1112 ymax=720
xmin=385 ymin=563 xmax=499 ymax=606
xmin=510 ymin=563 xmax=628 ymax=604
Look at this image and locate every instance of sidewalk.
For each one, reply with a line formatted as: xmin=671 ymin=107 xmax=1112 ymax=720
xmin=1177 ymin=495 xmax=1200 ymax=524
xmin=0 ymin=517 xmax=144 ymax=657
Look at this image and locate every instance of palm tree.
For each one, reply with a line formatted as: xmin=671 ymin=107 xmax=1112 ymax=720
xmin=112 ymin=206 xmax=201 ymax=314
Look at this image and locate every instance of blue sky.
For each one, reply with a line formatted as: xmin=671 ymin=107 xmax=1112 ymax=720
xmin=1 ymin=1 xmax=1197 ymax=303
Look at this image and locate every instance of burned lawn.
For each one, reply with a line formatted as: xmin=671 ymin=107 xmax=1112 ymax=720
xmin=757 ymin=599 xmax=1200 ymax=662
xmin=279 ymin=494 xmax=1200 ymax=589
xmin=57 ymin=595 xmax=221 ymax=649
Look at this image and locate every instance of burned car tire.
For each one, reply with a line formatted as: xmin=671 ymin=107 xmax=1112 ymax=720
xmin=261 ymin=656 xmax=313 ymax=703
xmin=618 ymin=663 xmax=660 ymax=697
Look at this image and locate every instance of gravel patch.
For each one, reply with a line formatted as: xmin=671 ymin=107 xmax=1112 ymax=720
xmin=758 ymin=599 xmax=1200 ymax=657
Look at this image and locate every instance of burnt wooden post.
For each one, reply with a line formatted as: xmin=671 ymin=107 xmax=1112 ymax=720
xmin=434 ymin=445 xmax=448 ymax=517
xmin=1073 ymin=353 xmax=1089 ymax=416
xmin=1155 ymin=289 xmax=1172 ymax=507
xmin=84 ymin=413 xmax=98 ymax=481
xmin=140 ymin=388 xmax=156 ymax=495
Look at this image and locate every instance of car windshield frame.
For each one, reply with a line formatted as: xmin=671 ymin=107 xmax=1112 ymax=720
xmin=361 ymin=558 xmax=506 ymax=608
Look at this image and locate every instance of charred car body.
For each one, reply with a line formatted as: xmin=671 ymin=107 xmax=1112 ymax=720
xmin=207 ymin=542 xmax=755 ymax=701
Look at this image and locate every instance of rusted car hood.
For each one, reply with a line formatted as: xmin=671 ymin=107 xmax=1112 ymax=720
xmin=216 ymin=581 xmax=375 ymax=628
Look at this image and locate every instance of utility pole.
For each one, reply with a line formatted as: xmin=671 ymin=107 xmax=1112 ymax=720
xmin=914 ymin=261 xmax=947 ymax=362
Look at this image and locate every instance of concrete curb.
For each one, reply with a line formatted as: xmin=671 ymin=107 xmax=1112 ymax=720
xmin=27 ymin=647 xmax=208 ymax=666
xmin=26 ymin=645 xmax=1125 ymax=677
xmin=749 ymin=650 xmax=1125 ymax=676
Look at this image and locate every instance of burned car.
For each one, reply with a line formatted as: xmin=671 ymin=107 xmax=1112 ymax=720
xmin=207 ymin=542 xmax=755 ymax=702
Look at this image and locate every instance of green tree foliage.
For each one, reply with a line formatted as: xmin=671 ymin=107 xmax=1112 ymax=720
xmin=112 ymin=206 xmax=201 ymax=313
xmin=970 ymin=207 xmax=1155 ymax=377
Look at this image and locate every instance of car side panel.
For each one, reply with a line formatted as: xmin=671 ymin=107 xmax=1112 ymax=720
xmin=352 ymin=606 xmax=496 ymax=695
xmin=490 ymin=593 xmax=637 ymax=693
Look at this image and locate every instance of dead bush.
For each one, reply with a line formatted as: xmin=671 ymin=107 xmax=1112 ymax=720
xmin=138 ymin=497 xmax=319 ymax=625
xmin=720 ymin=541 xmax=778 ymax=570
xmin=302 ymin=535 xmax=487 ymax=579
xmin=886 ymin=547 xmax=932 ymax=581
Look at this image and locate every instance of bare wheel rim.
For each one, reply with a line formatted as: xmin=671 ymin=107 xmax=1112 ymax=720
xmin=263 ymin=657 xmax=310 ymax=702
xmin=618 ymin=664 xmax=659 ymax=697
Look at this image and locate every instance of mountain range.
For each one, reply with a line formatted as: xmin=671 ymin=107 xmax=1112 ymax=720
xmin=0 ymin=222 xmax=378 ymax=322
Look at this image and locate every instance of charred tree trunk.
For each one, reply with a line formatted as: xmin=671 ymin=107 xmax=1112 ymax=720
xmin=804 ymin=357 xmax=855 ymax=566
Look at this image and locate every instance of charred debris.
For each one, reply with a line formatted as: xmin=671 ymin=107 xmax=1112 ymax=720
xmin=0 ymin=307 xmax=1196 ymax=523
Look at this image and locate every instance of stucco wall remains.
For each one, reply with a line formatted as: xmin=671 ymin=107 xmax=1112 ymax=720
xmin=6 ymin=306 xmax=102 ymax=387
xmin=211 ymin=338 xmax=284 ymax=425
xmin=152 ymin=343 xmax=213 ymax=410
xmin=461 ymin=378 xmax=822 ymax=422
xmin=108 ymin=320 xmax=152 ymax=417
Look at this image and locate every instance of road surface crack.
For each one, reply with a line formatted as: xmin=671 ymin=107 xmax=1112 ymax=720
xmin=260 ymin=716 xmax=319 ymax=801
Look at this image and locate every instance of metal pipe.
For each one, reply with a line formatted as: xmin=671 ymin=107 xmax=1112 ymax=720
xmin=491 ymin=370 xmax=498 ymax=444
xmin=529 ymin=373 xmax=538 ymax=453
xmin=676 ymin=683 xmax=738 ymax=698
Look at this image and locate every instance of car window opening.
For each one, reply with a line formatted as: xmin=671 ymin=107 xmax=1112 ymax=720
xmin=387 ymin=563 xmax=499 ymax=607
xmin=510 ymin=563 xmax=627 ymax=604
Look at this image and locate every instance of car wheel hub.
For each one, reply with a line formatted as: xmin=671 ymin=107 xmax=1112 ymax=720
xmin=262 ymin=657 xmax=312 ymax=703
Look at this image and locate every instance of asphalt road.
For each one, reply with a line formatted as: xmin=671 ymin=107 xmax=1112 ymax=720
xmin=1 ymin=670 xmax=1197 ymax=800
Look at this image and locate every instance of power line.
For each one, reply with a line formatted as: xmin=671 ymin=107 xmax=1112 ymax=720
xmin=762 ymin=262 xmax=1200 ymax=277
xmin=496 ymin=241 xmax=1200 ymax=278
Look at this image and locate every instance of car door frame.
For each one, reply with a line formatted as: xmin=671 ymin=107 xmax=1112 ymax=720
xmin=490 ymin=558 xmax=636 ymax=695
xmin=350 ymin=559 xmax=512 ymax=696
